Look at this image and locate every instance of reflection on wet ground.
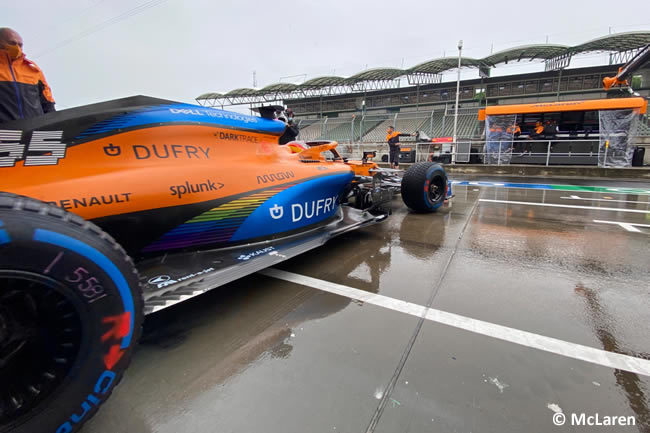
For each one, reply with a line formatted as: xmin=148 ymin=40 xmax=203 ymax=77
xmin=86 ymin=180 xmax=650 ymax=433
xmin=575 ymin=284 xmax=650 ymax=427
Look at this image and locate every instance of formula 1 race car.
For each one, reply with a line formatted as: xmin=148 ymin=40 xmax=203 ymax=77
xmin=0 ymin=96 xmax=449 ymax=433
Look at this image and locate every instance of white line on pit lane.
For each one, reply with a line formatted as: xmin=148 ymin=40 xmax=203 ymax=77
xmin=562 ymin=195 xmax=650 ymax=205
xmin=593 ymin=219 xmax=650 ymax=233
xmin=260 ymin=268 xmax=650 ymax=377
xmin=479 ymin=199 xmax=650 ymax=214
xmin=259 ymin=268 xmax=650 ymax=376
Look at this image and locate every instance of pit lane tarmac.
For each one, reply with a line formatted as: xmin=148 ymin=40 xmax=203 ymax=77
xmin=86 ymin=178 xmax=650 ymax=433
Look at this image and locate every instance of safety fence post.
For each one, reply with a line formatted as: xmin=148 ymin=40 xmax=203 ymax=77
xmin=497 ymin=141 xmax=501 ymax=166
xmin=359 ymin=111 xmax=366 ymax=143
xmin=441 ymin=108 xmax=446 ymax=137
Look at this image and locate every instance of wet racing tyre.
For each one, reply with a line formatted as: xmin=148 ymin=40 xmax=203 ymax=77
xmin=0 ymin=193 xmax=143 ymax=433
xmin=400 ymin=162 xmax=447 ymax=212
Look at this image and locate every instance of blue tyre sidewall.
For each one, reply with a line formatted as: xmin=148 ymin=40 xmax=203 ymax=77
xmin=423 ymin=165 xmax=447 ymax=210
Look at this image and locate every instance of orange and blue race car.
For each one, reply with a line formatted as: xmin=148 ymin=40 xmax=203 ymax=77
xmin=0 ymin=96 xmax=450 ymax=433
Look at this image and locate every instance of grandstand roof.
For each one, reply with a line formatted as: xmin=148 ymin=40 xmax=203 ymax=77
xmin=570 ymin=31 xmax=650 ymax=53
xmin=346 ymin=68 xmax=405 ymax=82
xmin=408 ymin=57 xmax=483 ymax=74
xmin=260 ymin=83 xmax=300 ymax=93
xmin=482 ymin=44 xmax=569 ymax=66
xmin=224 ymin=88 xmax=259 ymax=97
xmin=301 ymin=76 xmax=348 ymax=88
xmin=197 ymin=31 xmax=650 ymax=106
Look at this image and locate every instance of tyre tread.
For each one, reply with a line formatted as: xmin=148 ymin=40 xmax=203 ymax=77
xmin=0 ymin=192 xmax=144 ymax=433
xmin=401 ymin=162 xmax=446 ymax=212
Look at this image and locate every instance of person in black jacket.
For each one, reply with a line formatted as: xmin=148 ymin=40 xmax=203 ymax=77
xmin=278 ymin=113 xmax=299 ymax=144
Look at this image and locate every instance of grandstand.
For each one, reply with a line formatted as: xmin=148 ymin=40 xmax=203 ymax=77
xmin=294 ymin=119 xmax=322 ymax=141
xmin=197 ymin=32 xmax=650 ymax=145
xmin=291 ymin=108 xmax=488 ymax=142
xmin=353 ymin=116 xmax=390 ymax=142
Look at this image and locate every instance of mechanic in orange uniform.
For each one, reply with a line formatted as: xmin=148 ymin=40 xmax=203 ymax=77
xmin=0 ymin=28 xmax=55 ymax=123
xmin=386 ymin=126 xmax=414 ymax=169
xmin=506 ymin=123 xmax=521 ymax=137
xmin=530 ymin=121 xmax=544 ymax=139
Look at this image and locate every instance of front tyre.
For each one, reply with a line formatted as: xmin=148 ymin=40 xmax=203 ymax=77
xmin=0 ymin=193 xmax=143 ymax=433
xmin=400 ymin=162 xmax=448 ymax=212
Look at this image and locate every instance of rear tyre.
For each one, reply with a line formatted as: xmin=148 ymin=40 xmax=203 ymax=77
xmin=0 ymin=193 xmax=143 ymax=433
xmin=400 ymin=162 xmax=447 ymax=212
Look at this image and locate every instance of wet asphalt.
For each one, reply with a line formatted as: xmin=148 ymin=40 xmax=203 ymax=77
xmin=85 ymin=178 xmax=650 ymax=433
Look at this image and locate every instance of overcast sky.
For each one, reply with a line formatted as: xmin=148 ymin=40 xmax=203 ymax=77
xmin=5 ymin=0 xmax=650 ymax=110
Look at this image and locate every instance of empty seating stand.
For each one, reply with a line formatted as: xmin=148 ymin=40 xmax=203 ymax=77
xmin=294 ymin=108 xmax=492 ymax=144
xmin=297 ymin=120 xmax=324 ymax=142
xmin=363 ymin=119 xmax=394 ymax=143
xmin=321 ymin=118 xmax=356 ymax=142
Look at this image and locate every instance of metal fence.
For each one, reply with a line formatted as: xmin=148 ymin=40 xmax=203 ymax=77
xmin=333 ymin=139 xmax=648 ymax=167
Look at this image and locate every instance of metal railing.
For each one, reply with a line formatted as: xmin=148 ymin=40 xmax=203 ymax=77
xmin=331 ymin=139 xmax=648 ymax=167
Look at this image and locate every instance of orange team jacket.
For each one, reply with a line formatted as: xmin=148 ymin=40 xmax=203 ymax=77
xmin=0 ymin=49 xmax=55 ymax=122
xmin=386 ymin=130 xmax=408 ymax=147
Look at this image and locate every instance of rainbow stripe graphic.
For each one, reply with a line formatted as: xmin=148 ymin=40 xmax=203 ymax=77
xmin=143 ymin=184 xmax=295 ymax=252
